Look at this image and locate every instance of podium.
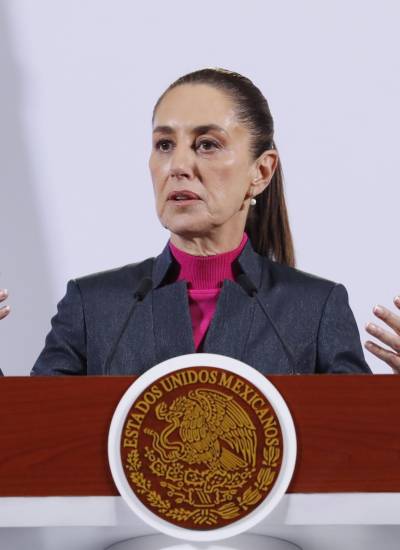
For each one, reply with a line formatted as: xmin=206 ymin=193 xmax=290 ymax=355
xmin=1 ymin=375 xmax=400 ymax=549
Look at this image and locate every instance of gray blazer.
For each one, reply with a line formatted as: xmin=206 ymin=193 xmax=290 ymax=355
xmin=31 ymin=238 xmax=372 ymax=376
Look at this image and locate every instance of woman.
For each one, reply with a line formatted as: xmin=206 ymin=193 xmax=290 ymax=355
xmin=1 ymin=69 xmax=395 ymax=375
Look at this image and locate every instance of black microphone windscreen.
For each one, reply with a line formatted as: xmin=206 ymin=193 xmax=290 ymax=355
xmin=134 ymin=277 xmax=153 ymax=300
xmin=237 ymin=273 xmax=257 ymax=297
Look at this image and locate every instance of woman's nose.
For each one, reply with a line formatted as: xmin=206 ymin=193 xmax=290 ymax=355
xmin=169 ymin=144 xmax=194 ymax=179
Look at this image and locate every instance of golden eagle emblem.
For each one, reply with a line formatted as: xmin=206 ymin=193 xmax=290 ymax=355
xmin=145 ymin=389 xmax=257 ymax=473
xmin=121 ymin=367 xmax=283 ymax=528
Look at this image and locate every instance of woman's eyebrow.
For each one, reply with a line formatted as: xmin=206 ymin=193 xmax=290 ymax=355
xmin=153 ymin=124 xmax=227 ymax=135
xmin=192 ymin=124 xmax=227 ymax=136
xmin=153 ymin=125 xmax=174 ymax=135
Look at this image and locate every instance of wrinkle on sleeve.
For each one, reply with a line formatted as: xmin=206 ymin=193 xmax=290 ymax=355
xmin=30 ymin=279 xmax=87 ymax=375
xmin=316 ymin=283 xmax=372 ymax=374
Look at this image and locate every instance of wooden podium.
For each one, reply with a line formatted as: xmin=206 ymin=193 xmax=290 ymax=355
xmin=1 ymin=375 xmax=400 ymax=549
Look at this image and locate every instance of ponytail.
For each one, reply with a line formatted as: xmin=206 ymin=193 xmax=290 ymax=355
xmin=245 ymin=153 xmax=295 ymax=267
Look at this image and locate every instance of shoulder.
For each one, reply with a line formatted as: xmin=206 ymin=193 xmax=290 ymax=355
xmin=260 ymin=256 xmax=345 ymax=306
xmin=264 ymin=256 xmax=337 ymax=288
xmin=72 ymin=256 xmax=155 ymax=296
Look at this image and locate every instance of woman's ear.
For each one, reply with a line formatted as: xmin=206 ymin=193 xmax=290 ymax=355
xmin=251 ymin=149 xmax=279 ymax=194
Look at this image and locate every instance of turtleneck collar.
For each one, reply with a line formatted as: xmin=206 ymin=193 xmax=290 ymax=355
xmin=168 ymin=233 xmax=249 ymax=289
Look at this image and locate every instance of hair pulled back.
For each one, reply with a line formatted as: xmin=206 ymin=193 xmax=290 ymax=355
xmin=153 ymin=68 xmax=295 ymax=267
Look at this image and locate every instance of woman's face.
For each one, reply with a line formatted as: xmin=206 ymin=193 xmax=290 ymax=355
xmin=149 ymin=83 xmax=273 ymax=242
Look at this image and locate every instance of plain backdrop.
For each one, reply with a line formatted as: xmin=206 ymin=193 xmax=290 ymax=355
xmin=0 ymin=0 xmax=398 ymax=374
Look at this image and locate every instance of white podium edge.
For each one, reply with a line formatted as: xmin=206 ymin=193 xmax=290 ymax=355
xmin=1 ymin=493 xmax=400 ymax=528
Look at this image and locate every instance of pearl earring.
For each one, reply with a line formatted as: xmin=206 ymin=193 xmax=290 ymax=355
xmin=250 ymin=197 xmax=256 ymax=206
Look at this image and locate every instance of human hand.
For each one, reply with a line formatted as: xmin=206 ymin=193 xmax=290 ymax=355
xmin=364 ymin=296 xmax=400 ymax=373
xmin=0 ymin=289 xmax=10 ymax=320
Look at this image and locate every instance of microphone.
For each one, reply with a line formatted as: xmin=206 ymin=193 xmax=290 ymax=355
xmin=236 ymin=273 xmax=297 ymax=375
xmin=133 ymin=277 xmax=153 ymax=301
xmin=104 ymin=277 xmax=153 ymax=374
xmin=236 ymin=273 xmax=257 ymax=297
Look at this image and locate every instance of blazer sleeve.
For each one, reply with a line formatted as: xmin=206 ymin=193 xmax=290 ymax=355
xmin=30 ymin=280 xmax=87 ymax=375
xmin=316 ymin=283 xmax=372 ymax=374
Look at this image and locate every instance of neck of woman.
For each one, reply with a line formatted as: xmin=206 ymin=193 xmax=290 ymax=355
xmin=168 ymin=232 xmax=248 ymax=289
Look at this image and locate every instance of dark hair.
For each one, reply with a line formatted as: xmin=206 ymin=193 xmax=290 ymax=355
xmin=152 ymin=68 xmax=296 ymax=267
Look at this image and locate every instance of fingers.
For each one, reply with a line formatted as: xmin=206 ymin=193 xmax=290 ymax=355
xmin=365 ymin=322 xmax=400 ymax=354
xmin=0 ymin=307 xmax=10 ymax=319
xmin=364 ymin=340 xmax=400 ymax=373
xmin=0 ymin=289 xmax=10 ymax=320
xmin=364 ymin=296 xmax=400 ymax=374
xmin=0 ymin=289 xmax=8 ymax=304
xmin=372 ymin=303 xmax=400 ymax=335
xmin=364 ymin=297 xmax=400 ymax=373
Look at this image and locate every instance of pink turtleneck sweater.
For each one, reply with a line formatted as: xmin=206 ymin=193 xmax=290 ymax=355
xmin=168 ymin=233 xmax=248 ymax=351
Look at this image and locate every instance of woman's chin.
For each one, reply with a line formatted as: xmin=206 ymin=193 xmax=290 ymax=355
xmin=163 ymin=219 xmax=212 ymax=238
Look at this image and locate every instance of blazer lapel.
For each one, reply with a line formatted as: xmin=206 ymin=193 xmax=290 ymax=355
xmin=201 ymin=238 xmax=264 ymax=360
xmin=151 ymin=241 xmax=195 ymax=364
xmin=201 ymin=279 xmax=256 ymax=360
xmin=150 ymin=237 xmax=265 ymax=364
xmin=152 ymin=281 xmax=195 ymax=363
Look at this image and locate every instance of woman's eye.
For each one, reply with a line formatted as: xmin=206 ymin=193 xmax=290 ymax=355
xmin=154 ymin=138 xmax=220 ymax=153
xmin=155 ymin=139 xmax=173 ymax=152
xmin=196 ymin=139 xmax=220 ymax=152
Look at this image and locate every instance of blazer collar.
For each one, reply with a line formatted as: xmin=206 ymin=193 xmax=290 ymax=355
xmin=152 ymin=236 xmax=263 ymax=290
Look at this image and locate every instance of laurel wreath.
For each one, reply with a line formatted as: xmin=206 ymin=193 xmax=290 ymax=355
xmin=125 ymin=443 xmax=281 ymax=526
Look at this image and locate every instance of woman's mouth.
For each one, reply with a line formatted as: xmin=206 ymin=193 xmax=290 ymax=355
xmin=167 ymin=190 xmax=202 ymax=204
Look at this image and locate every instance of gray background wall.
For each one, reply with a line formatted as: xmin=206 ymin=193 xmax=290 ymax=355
xmin=1 ymin=0 xmax=398 ymax=374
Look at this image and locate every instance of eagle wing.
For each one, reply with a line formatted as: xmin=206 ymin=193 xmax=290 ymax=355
xmin=179 ymin=389 xmax=257 ymax=468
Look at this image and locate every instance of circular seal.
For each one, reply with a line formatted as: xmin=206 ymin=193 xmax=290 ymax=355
xmin=108 ymin=354 xmax=296 ymax=542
